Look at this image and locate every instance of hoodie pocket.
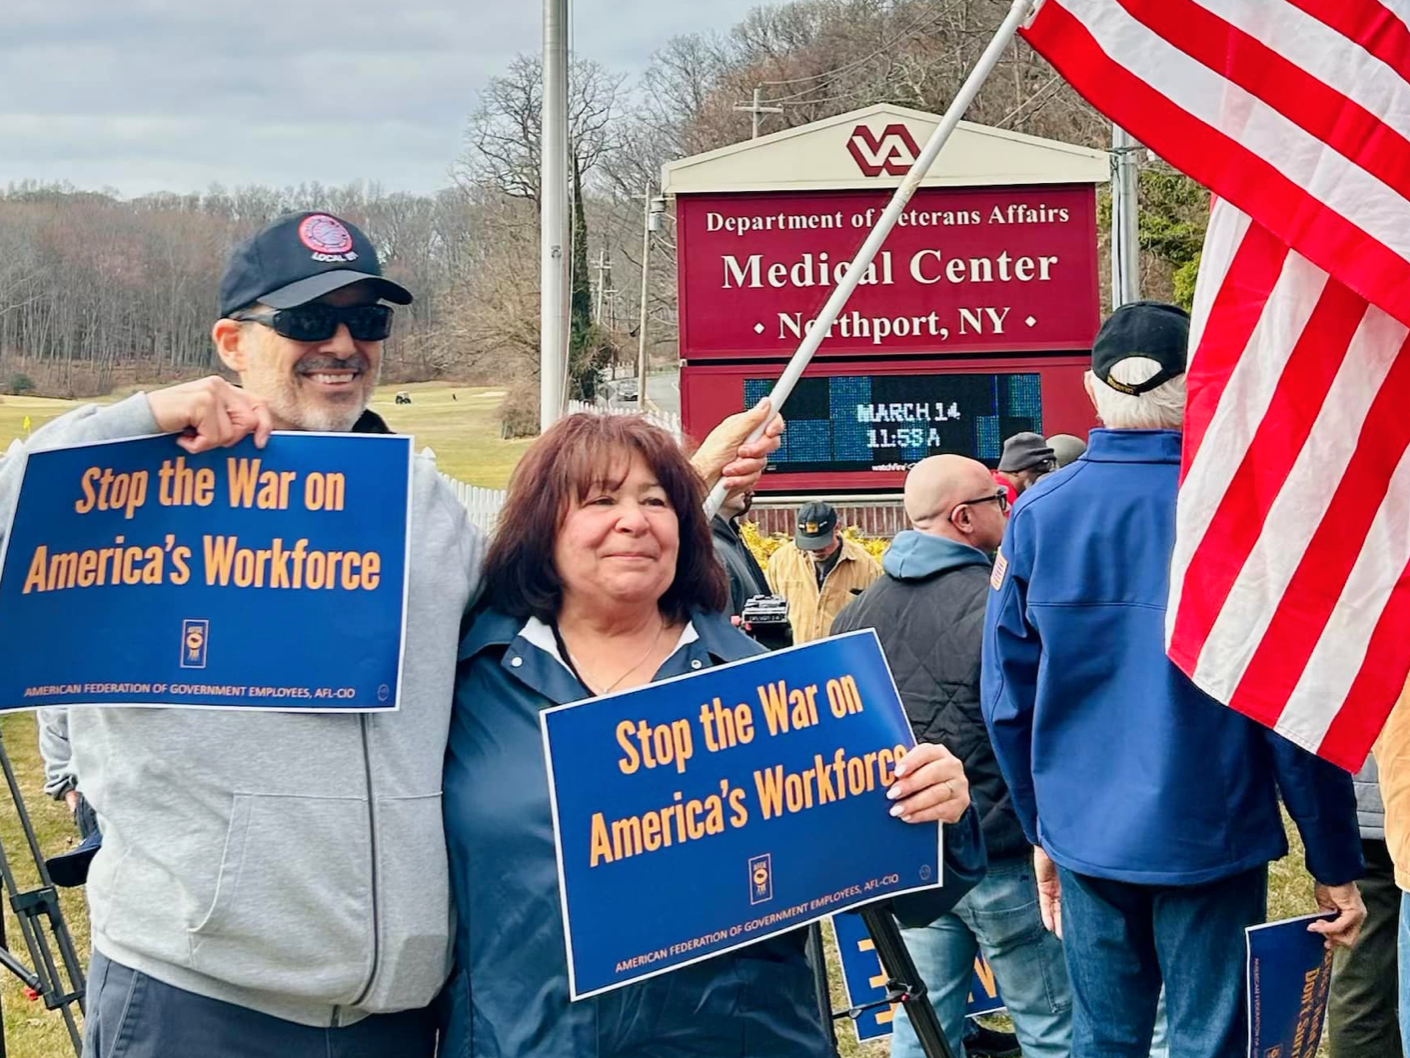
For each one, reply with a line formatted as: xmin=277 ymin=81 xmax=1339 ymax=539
xmin=359 ymin=792 xmax=452 ymax=1013
xmin=188 ymin=793 xmax=373 ymax=1003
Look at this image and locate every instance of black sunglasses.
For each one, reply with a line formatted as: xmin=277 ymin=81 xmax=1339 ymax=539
xmin=951 ymin=490 xmax=1010 ymax=521
xmin=231 ymin=304 xmax=394 ymax=343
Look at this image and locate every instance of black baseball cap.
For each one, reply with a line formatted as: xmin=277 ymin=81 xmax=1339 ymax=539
xmin=218 ymin=211 xmax=413 ymax=318
xmin=46 ymin=827 xmax=101 ymax=888
xmin=795 ymin=502 xmax=838 ymax=551
xmin=1092 ymin=300 xmax=1190 ymax=395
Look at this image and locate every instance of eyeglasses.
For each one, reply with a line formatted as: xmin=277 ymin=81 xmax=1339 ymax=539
xmin=230 ymin=304 xmax=394 ymax=343
xmin=951 ymin=490 xmax=1010 ymax=522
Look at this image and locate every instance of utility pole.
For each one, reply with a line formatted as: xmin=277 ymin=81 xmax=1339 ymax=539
xmin=592 ymin=249 xmax=611 ymax=324
xmin=635 ymin=186 xmax=653 ymax=406
xmin=1111 ymin=123 xmax=1141 ymax=308
xmin=733 ymin=87 xmax=783 ymax=140
xmin=539 ymin=0 xmax=570 ymax=431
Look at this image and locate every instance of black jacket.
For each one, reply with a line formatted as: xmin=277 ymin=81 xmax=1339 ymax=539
xmin=833 ymin=530 xmax=1027 ymax=862
xmin=711 ymin=515 xmax=769 ymax=617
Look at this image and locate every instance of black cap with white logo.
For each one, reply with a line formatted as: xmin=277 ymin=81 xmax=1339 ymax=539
xmin=218 ymin=211 xmax=413 ymax=318
xmin=1092 ymin=300 xmax=1189 ymax=396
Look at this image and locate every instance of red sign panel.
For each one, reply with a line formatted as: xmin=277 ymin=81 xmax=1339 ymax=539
xmin=676 ymin=185 xmax=1100 ymax=360
xmin=681 ymin=357 xmax=1097 ymax=493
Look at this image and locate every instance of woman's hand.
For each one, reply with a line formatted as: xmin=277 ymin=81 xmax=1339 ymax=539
xmin=887 ymin=743 xmax=970 ymax=824
xmin=690 ymin=399 xmax=785 ymax=495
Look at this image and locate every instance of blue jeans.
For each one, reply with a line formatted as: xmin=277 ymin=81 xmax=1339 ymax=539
xmin=1058 ymin=863 xmax=1267 ymax=1058
xmin=892 ymin=856 xmax=1072 ymax=1058
xmin=81 ymin=949 xmax=437 ymax=1058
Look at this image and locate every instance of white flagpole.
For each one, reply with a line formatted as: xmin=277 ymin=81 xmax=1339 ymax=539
xmin=703 ymin=0 xmax=1038 ymax=517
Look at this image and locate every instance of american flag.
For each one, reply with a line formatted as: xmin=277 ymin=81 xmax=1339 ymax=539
xmin=1020 ymin=0 xmax=1410 ymax=769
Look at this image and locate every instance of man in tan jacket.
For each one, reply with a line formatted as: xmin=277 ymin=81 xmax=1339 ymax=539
xmin=765 ymin=501 xmax=881 ymax=644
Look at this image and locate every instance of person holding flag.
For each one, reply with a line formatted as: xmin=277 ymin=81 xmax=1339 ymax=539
xmin=981 ymin=301 xmax=1365 ymax=1058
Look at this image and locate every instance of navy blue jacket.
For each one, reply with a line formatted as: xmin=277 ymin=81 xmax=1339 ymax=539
xmin=442 ymin=607 xmax=985 ymax=1057
xmin=981 ymin=429 xmax=1362 ymax=887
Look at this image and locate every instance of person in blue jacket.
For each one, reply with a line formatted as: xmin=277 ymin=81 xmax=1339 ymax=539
xmin=442 ymin=411 xmax=986 ymax=1058
xmin=981 ymin=301 xmax=1367 ymax=1058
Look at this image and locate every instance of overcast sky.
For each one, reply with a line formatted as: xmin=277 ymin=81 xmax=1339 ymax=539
xmin=0 ymin=1 xmax=764 ymax=198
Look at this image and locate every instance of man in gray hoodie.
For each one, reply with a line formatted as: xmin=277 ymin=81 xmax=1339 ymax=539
xmin=8 ymin=212 xmax=778 ymax=1058
xmin=832 ymin=455 xmax=1071 ymax=1058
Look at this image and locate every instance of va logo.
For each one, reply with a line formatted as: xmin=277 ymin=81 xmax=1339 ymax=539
xmin=847 ymin=124 xmax=921 ymax=177
xmin=180 ymin=619 xmax=210 ymax=670
xmin=748 ymin=853 xmax=774 ymax=905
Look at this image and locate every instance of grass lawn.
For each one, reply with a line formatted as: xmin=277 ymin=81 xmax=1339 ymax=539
xmin=0 ymin=379 xmax=1341 ymax=1056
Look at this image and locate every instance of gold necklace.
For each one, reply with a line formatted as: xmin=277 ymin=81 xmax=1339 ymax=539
xmin=566 ymin=619 xmax=669 ymax=695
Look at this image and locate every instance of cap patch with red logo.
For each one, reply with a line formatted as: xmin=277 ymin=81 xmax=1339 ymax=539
xmin=298 ymin=214 xmax=359 ymax=263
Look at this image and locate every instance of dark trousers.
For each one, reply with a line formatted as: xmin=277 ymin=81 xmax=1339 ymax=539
xmin=1329 ymin=839 xmax=1404 ymax=1058
xmin=1057 ymin=864 xmax=1267 ymax=1058
xmin=81 ymin=950 xmax=437 ymax=1058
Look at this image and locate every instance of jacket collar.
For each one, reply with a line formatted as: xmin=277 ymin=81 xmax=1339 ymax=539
xmin=459 ymin=607 xmax=760 ymax=706
xmin=1083 ymin=429 xmax=1183 ymax=465
xmin=352 ymin=409 xmax=393 ymax=434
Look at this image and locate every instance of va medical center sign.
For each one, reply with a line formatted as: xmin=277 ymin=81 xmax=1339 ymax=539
xmin=666 ymin=106 xmax=1107 ymax=491
xmin=677 ymin=185 xmax=1098 ymax=359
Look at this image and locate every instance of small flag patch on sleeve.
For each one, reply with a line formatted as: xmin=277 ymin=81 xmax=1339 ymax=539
xmin=991 ymin=551 xmax=1008 ymax=591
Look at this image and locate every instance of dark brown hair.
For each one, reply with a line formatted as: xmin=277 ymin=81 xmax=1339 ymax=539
xmin=482 ymin=413 xmax=728 ymax=622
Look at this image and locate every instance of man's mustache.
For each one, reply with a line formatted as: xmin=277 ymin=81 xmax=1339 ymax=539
xmin=296 ymin=354 xmax=371 ymax=374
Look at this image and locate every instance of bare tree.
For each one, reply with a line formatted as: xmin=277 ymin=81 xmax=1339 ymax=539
xmin=459 ymin=54 xmax=626 ymax=205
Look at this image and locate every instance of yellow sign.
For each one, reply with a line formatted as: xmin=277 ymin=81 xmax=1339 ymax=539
xmin=22 ymin=416 xmax=31 ymax=434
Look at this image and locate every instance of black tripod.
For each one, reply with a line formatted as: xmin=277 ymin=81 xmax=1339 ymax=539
xmin=0 ymin=725 xmax=86 ymax=1056
xmin=811 ymin=903 xmax=958 ymax=1058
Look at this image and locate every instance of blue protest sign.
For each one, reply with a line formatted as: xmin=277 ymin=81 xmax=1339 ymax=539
xmin=0 ymin=432 xmax=411 ymax=711
xmin=832 ymin=911 xmax=1005 ymax=1042
xmin=1245 ymin=913 xmax=1336 ymax=1058
xmin=540 ymin=630 xmax=942 ymax=999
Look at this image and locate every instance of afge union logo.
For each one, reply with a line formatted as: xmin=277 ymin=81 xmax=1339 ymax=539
xmin=180 ymin=619 xmax=209 ymax=670
xmin=748 ymin=854 xmax=774 ymax=906
xmin=847 ymin=123 xmax=921 ymax=177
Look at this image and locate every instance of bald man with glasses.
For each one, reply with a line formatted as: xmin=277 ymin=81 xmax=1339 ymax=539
xmin=832 ymin=455 xmax=1072 ymax=1058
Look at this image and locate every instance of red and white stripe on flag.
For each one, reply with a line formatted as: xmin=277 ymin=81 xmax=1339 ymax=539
xmin=1022 ymin=0 xmax=1410 ymax=769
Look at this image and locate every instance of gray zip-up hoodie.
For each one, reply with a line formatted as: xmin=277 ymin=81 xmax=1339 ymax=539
xmin=0 ymin=395 xmax=483 ymax=1027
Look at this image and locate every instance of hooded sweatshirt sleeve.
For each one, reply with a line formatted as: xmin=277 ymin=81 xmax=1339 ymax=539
xmin=981 ymin=510 xmax=1042 ymax=846
xmin=1267 ymin=730 xmax=1364 ymax=886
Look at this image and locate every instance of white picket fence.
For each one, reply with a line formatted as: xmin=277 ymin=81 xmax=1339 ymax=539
xmin=440 ymin=474 xmax=508 ymax=536
xmin=566 ymin=399 xmax=682 ymax=439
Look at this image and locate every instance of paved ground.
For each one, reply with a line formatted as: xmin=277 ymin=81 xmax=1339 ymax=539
xmin=646 ymin=370 xmax=680 ymax=416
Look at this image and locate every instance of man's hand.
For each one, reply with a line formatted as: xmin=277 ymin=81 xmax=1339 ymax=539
xmin=689 ymin=399 xmax=785 ymax=496
xmin=1035 ymin=846 xmax=1062 ymax=939
xmin=147 ymin=377 xmax=273 ymax=454
xmin=1309 ymin=882 xmax=1366 ymax=950
xmin=887 ymin=743 xmax=970 ymax=824
xmin=63 ymin=789 xmax=79 ymax=818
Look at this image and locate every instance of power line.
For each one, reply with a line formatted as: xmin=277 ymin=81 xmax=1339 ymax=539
xmin=759 ymin=0 xmax=965 ymax=101
xmin=994 ymin=72 xmax=1063 ymax=128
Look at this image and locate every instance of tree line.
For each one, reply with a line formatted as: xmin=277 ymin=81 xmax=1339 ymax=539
xmin=0 ymin=0 xmax=1207 ymax=404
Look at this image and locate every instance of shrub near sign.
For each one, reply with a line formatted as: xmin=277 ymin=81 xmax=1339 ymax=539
xmin=676 ymin=185 xmax=1099 ymax=359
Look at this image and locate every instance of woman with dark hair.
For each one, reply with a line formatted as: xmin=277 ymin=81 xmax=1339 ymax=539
xmin=440 ymin=413 xmax=982 ymax=1057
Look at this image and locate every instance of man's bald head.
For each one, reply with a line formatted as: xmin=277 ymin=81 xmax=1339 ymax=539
xmin=904 ymin=455 xmax=1007 ymax=551
xmin=905 ymin=456 xmax=994 ymax=528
